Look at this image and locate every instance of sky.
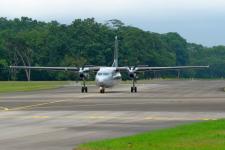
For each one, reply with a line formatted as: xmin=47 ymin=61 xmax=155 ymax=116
xmin=1 ymin=0 xmax=225 ymax=47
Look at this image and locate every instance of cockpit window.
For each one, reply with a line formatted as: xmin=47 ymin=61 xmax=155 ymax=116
xmin=98 ymin=72 xmax=111 ymax=76
xmin=103 ymin=73 xmax=110 ymax=76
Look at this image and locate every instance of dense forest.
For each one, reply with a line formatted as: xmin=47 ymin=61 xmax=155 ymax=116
xmin=0 ymin=17 xmax=225 ymax=81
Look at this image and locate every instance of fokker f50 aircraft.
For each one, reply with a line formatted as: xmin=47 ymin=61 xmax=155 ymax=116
xmin=10 ymin=36 xmax=209 ymax=93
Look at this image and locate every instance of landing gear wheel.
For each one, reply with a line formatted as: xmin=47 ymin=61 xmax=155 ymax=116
xmin=131 ymin=87 xmax=137 ymax=93
xmin=131 ymin=77 xmax=137 ymax=93
xmin=81 ymin=77 xmax=88 ymax=93
xmin=100 ymin=89 xmax=105 ymax=93
xmin=100 ymin=87 xmax=105 ymax=93
xmin=134 ymin=86 xmax=137 ymax=93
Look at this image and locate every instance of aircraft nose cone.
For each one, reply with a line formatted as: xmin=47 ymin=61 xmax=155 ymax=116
xmin=98 ymin=79 xmax=104 ymax=85
xmin=97 ymin=77 xmax=106 ymax=86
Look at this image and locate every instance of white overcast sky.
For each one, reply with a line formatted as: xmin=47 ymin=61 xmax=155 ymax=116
xmin=1 ymin=0 xmax=225 ymax=46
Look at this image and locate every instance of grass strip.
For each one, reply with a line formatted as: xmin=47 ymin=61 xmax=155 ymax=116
xmin=0 ymin=81 xmax=66 ymax=93
xmin=76 ymin=119 xmax=225 ymax=150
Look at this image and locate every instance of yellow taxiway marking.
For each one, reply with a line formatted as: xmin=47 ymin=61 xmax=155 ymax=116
xmin=0 ymin=106 xmax=9 ymax=111
xmin=2 ymin=94 xmax=100 ymax=111
xmin=144 ymin=117 xmax=217 ymax=121
xmin=7 ymin=99 xmax=71 ymax=111
xmin=32 ymin=116 xmax=49 ymax=119
xmin=0 ymin=114 xmax=218 ymax=121
xmin=88 ymin=116 xmax=106 ymax=119
xmin=201 ymin=118 xmax=217 ymax=121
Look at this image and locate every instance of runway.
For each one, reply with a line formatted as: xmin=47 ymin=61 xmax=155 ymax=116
xmin=0 ymin=80 xmax=225 ymax=150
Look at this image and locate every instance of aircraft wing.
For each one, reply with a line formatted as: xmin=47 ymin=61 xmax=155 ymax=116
xmin=10 ymin=66 xmax=79 ymax=71
xmin=9 ymin=66 xmax=101 ymax=72
xmin=116 ymin=65 xmax=209 ymax=72
xmin=134 ymin=65 xmax=209 ymax=72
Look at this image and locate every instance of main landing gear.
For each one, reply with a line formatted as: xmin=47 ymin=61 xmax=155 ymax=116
xmin=131 ymin=78 xmax=137 ymax=93
xmin=81 ymin=78 xmax=88 ymax=93
xmin=81 ymin=86 xmax=88 ymax=93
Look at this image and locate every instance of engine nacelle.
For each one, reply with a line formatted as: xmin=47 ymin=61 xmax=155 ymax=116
xmin=129 ymin=71 xmax=137 ymax=79
xmin=79 ymin=68 xmax=89 ymax=79
xmin=79 ymin=72 xmax=85 ymax=79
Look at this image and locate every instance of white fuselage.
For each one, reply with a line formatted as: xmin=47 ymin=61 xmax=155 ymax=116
xmin=95 ymin=67 xmax=121 ymax=88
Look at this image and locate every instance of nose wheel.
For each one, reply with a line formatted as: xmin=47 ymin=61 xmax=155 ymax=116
xmin=99 ymin=87 xmax=105 ymax=93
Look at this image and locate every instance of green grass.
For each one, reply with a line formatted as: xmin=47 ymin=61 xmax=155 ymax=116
xmin=0 ymin=81 xmax=67 ymax=93
xmin=76 ymin=119 xmax=225 ymax=150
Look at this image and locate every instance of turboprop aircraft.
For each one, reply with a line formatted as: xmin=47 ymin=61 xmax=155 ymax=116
xmin=10 ymin=36 xmax=209 ymax=93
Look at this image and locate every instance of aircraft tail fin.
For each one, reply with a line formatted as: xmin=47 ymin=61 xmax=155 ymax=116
xmin=112 ymin=36 xmax=118 ymax=67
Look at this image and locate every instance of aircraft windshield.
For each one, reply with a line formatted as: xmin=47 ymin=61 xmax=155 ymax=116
xmin=98 ymin=72 xmax=111 ymax=76
xmin=103 ymin=73 xmax=110 ymax=76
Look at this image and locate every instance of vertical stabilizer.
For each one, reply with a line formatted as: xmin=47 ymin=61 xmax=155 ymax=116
xmin=112 ymin=36 xmax=118 ymax=67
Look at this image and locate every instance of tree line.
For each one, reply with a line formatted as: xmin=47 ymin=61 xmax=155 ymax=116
xmin=0 ymin=17 xmax=224 ymax=81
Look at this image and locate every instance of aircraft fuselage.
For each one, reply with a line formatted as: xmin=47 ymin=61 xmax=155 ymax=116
xmin=95 ymin=67 xmax=121 ymax=88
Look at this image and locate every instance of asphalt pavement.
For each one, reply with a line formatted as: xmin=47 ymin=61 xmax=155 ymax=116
xmin=0 ymin=79 xmax=225 ymax=150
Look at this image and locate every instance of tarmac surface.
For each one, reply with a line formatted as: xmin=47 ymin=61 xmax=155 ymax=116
xmin=0 ymin=80 xmax=225 ymax=150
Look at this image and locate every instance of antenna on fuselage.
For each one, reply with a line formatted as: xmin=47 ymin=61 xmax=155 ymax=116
xmin=112 ymin=36 xmax=118 ymax=67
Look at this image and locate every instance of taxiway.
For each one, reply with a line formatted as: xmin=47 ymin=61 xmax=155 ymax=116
xmin=0 ymin=80 xmax=225 ymax=150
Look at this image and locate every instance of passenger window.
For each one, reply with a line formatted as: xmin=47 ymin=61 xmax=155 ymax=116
xmin=98 ymin=73 xmax=102 ymax=76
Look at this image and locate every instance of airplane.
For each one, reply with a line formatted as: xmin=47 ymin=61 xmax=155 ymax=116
xmin=10 ymin=36 xmax=209 ymax=93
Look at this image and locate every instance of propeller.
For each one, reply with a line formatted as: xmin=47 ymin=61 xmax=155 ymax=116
xmin=79 ymin=66 xmax=90 ymax=79
xmin=128 ymin=66 xmax=137 ymax=78
xmin=128 ymin=65 xmax=148 ymax=78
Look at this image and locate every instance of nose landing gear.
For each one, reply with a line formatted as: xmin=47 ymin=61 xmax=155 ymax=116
xmin=99 ymin=87 xmax=105 ymax=93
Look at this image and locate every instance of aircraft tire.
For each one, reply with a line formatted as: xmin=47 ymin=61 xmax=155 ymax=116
xmin=134 ymin=87 xmax=137 ymax=93
xmin=100 ymin=89 xmax=105 ymax=93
